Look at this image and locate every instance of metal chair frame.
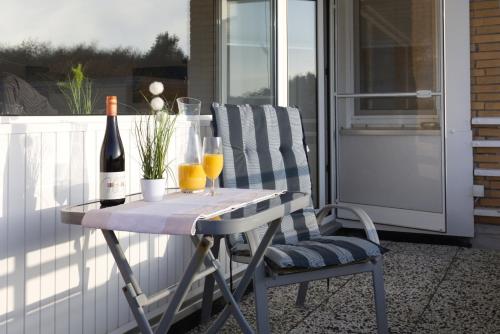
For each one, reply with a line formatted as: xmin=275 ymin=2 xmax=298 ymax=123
xmin=202 ymin=203 xmax=389 ymax=333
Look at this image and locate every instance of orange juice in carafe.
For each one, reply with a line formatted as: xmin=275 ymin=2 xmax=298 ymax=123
xmin=179 ymin=163 xmax=206 ymax=192
xmin=177 ymin=97 xmax=206 ymax=193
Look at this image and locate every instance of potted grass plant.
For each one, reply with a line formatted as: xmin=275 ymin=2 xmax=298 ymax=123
xmin=135 ymin=82 xmax=177 ymax=202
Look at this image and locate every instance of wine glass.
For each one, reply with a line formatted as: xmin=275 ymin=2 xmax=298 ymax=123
xmin=202 ymin=137 xmax=223 ymax=196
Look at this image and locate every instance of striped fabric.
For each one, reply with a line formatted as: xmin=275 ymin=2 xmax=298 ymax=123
xmin=212 ymin=103 xmax=321 ymax=247
xmin=211 ymin=103 xmax=386 ymax=269
xmin=265 ymin=236 xmax=385 ymax=269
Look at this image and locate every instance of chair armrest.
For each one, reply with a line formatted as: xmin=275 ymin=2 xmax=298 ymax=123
xmin=316 ymin=203 xmax=380 ymax=244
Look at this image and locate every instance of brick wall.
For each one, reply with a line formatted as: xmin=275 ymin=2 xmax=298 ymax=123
xmin=471 ymin=0 xmax=500 ymax=224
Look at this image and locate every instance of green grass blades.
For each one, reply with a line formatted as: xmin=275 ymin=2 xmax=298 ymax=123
xmin=58 ymin=63 xmax=97 ymax=115
xmin=134 ymin=104 xmax=177 ymax=180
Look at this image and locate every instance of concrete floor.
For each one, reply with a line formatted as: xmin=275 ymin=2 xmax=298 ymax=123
xmin=189 ymin=241 xmax=500 ymax=333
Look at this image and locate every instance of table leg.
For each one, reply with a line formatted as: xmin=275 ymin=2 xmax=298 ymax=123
xmin=155 ymin=236 xmax=214 ymax=333
xmin=102 ymin=230 xmax=152 ymax=333
xmin=206 ymin=219 xmax=282 ymax=334
xmin=123 ymin=283 xmax=154 ymax=334
xmin=192 ymin=236 xmax=254 ymax=334
xmin=200 ymin=236 xmax=222 ymax=324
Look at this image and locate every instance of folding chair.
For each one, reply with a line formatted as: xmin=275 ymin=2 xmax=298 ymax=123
xmin=208 ymin=103 xmax=389 ymax=333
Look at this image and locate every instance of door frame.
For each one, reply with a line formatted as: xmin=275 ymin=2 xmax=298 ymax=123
xmin=330 ymin=0 xmax=446 ymax=232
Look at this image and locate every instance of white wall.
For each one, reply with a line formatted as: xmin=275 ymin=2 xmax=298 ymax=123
xmin=0 ymin=115 xmax=239 ymax=334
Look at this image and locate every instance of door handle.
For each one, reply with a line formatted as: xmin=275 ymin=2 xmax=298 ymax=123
xmin=416 ymin=90 xmax=433 ymax=98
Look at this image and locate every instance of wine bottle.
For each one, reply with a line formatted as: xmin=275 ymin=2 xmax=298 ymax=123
xmin=100 ymin=96 xmax=126 ymax=207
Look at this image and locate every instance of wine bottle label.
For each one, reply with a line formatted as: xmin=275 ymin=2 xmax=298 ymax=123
xmin=100 ymin=172 xmax=126 ymax=200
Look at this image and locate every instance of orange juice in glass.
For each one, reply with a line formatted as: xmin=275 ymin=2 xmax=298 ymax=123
xmin=179 ymin=163 xmax=206 ymax=193
xmin=203 ymin=154 xmax=223 ymax=180
xmin=202 ymin=137 xmax=223 ymax=196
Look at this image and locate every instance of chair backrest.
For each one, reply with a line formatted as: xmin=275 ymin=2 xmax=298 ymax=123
xmin=211 ymin=103 xmax=320 ymax=246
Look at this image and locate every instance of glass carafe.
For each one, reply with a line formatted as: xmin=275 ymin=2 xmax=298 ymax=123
xmin=177 ymin=97 xmax=206 ymax=193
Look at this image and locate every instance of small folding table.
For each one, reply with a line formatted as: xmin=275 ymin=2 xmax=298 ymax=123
xmin=61 ymin=189 xmax=308 ymax=334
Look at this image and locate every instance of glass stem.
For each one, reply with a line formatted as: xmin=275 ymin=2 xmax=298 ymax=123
xmin=211 ymin=178 xmax=215 ymax=196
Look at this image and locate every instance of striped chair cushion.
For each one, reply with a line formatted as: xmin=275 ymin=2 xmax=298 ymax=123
xmin=211 ymin=103 xmax=386 ymax=270
xmin=212 ymin=103 xmax=321 ymax=247
xmin=265 ymin=236 xmax=386 ymax=269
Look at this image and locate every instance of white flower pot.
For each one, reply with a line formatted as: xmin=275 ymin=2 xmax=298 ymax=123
xmin=140 ymin=178 xmax=166 ymax=202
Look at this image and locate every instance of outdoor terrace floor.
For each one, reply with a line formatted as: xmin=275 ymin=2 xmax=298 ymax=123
xmin=189 ymin=240 xmax=500 ymax=333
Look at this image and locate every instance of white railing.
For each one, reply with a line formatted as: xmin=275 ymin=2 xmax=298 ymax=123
xmin=0 ymin=115 xmax=241 ymax=334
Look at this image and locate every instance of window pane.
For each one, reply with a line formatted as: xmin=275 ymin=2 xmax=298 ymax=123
xmin=0 ymin=0 xmax=215 ymax=115
xmin=226 ymin=0 xmax=273 ymax=104
xmin=337 ymin=0 xmax=440 ymax=94
xmin=288 ymin=0 xmax=318 ymax=202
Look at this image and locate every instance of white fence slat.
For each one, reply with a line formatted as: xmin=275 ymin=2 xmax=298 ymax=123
xmin=139 ymin=234 xmax=150 ymax=313
xmin=186 ymin=237 xmax=196 ymax=291
xmin=25 ymin=133 xmax=42 ymax=334
xmin=117 ymin=229 xmax=130 ymax=327
xmin=127 ymin=231 xmax=141 ymax=320
xmin=69 ymin=131 xmax=85 ymax=334
xmin=0 ymin=134 xmax=9 ymax=334
xmin=55 ymin=131 xmax=71 ymax=334
xmin=106 ymin=229 xmax=118 ymax=333
xmin=127 ymin=123 xmax=140 ymax=321
xmin=176 ymin=236 xmax=184 ymax=291
xmin=94 ymin=129 xmax=108 ymax=334
xmin=7 ymin=134 xmax=26 ymax=334
xmin=94 ymin=239 xmax=108 ymax=334
xmin=128 ymin=125 xmax=144 ymax=322
xmin=118 ymin=230 xmax=131 ymax=326
xmin=118 ymin=130 xmax=131 ymax=326
xmin=149 ymin=233 xmax=159 ymax=311
xmin=83 ymin=131 xmax=97 ymax=334
xmin=157 ymin=234 xmax=168 ymax=308
xmin=40 ymin=132 xmax=57 ymax=334
xmin=166 ymin=235 xmax=177 ymax=306
xmin=129 ymin=127 xmax=141 ymax=194
xmin=127 ymin=126 xmax=141 ymax=321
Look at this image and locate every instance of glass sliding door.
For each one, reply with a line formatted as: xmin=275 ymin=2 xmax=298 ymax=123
xmin=334 ymin=0 xmax=445 ymax=231
xmin=288 ymin=0 xmax=318 ymax=202
xmin=220 ymin=0 xmax=274 ymax=105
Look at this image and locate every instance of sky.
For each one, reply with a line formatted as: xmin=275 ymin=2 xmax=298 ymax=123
xmin=0 ymin=0 xmax=190 ymax=55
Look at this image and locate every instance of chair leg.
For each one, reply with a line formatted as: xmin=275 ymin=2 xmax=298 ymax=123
xmin=253 ymin=263 xmax=270 ymax=334
xmin=372 ymin=257 xmax=389 ymax=334
xmin=296 ymin=282 xmax=309 ymax=307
